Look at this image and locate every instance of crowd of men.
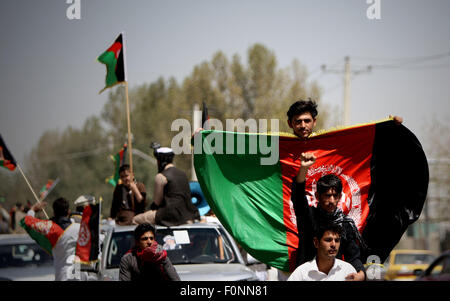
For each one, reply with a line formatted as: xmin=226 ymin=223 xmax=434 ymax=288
xmin=8 ymin=99 xmax=403 ymax=281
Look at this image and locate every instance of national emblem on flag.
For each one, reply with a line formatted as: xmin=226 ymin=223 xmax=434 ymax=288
xmin=20 ymin=215 xmax=65 ymax=256
xmin=75 ymin=203 xmax=100 ymax=264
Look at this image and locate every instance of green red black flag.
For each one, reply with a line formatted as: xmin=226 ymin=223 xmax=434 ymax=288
xmin=106 ymin=143 xmax=127 ymax=186
xmin=193 ymin=119 xmax=429 ymax=272
xmin=0 ymin=134 xmax=17 ymax=171
xmin=75 ymin=203 xmax=100 ymax=264
xmin=20 ymin=215 xmax=65 ymax=255
xmin=98 ymin=33 xmax=126 ymax=93
xmin=39 ymin=178 xmax=60 ymax=201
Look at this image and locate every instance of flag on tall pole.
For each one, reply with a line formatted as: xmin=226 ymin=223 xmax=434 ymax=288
xmin=97 ymin=33 xmax=127 ymax=94
xmin=0 ymin=134 xmax=17 ymax=171
xmin=193 ymin=119 xmax=428 ymax=272
xmin=97 ymin=32 xmax=133 ymax=172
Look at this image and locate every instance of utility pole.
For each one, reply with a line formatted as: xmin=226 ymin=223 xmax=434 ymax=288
xmin=322 ymin=56 xmax=372 ymax=126
xmin=192 ymin=103 xmax=201 ymax=181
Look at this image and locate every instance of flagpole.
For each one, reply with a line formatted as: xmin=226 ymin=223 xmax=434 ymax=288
xmin=124 ymin=82 xmax=133 ymax=173
xmin=16 ymin=164 xmax=49 ymax=219
xmin=121 ymin=31 xmax=133 ymax=174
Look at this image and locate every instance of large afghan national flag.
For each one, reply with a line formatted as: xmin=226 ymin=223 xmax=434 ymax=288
xmin=0 ymin=134 xmax=17 ymax=171
xmin=193 ymin=119 xmax=429 ymax=272
xmin=98 ymin=33 xmax=126 ymax=93
xmin=75 ymin=203 xmax=100 ymax=264
xmin=19 ymin=215 xmax=65 ymax=256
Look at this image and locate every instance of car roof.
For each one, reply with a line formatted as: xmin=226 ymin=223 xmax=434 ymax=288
xmin=0 ymin=234 xmax=35 ymax=245
xmin=110 ymin=222 xmax=223 ymax=233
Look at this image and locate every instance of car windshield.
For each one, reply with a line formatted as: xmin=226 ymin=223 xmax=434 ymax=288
xmin=0 ymin=243 xmax=53 ymax=268
xmin=106 ymin=227 xmax=238 ymax=269
xmin=394 ymin=253 xmax=435 ymax=265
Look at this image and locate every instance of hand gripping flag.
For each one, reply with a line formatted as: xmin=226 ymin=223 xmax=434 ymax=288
xmin=98 ymin=33 xmax=126 ymax=93
xmin=75 ymin=203 xmax=100 ymax=264
xmin=193 ymin=119 xmax=428 ymax=272
xmin=0 ymin=134 xmax=17 ymax=171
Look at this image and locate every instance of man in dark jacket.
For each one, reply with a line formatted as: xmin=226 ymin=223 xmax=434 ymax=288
xmin=132 ymin=146 xmax=199 ymax=226
xmin=119 ymin=223 xmax=180 ymax=281
xmin=292 ymin=152 xmax=367 ymax=281
xmin=110 ymin=164 xmax=147 ymax=225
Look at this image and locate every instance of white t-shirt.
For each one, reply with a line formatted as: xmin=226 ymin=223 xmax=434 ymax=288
xmin=287 ymin=257 xmax=357 ymax=281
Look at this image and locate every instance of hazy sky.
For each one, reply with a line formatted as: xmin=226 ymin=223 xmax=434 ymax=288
xmin=1 ymin=0 xmax=449 ymax=165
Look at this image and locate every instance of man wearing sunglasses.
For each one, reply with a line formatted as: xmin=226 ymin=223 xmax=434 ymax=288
xmin=119 ymin=223 xmax=180 ymax=281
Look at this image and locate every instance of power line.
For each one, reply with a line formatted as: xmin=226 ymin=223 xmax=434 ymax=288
xmin=352 ymin=50 xmax=450 ymax=70
xmin=352 ymin=50 xmax=450 ymax=63
xmin=39 ymin=146 xmax=109 ymax=163
xmin=321 ymin=57 xmax=371 ymax=126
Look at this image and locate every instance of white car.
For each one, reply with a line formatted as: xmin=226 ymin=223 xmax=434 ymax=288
xmin=96 ymin=222 xmax=259 ymax=281
xmin=0 ymin=234 xmax=54 ymax=281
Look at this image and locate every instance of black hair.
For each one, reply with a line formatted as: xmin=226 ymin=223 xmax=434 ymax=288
xmin=287 ymin=99 xmax=318 ymax=121
xmin=317 ymin=174 xmax=343 ymax=196
xmin=134 ymin=223 xmax=155 ymax=241
xmin=52 ymin=197 xmax=70 ymax=218
xmin=313 ymin=222 xmax=343 ymax=240
xmin=119 ymin=164 xmax=130 ymax=174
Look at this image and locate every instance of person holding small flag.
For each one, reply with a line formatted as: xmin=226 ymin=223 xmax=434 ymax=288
xmin=21 ymin=197 xmax=89 ymax=280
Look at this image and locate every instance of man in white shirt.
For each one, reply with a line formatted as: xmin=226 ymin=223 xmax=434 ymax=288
xmin=288 ymin=223 xmax=357 ymax=281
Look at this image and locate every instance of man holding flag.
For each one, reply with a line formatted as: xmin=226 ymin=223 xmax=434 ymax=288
xmin=192 ymin=97 xmax=423 ymax=279
xmin=21 ymin=197 xmax=90 ymax=280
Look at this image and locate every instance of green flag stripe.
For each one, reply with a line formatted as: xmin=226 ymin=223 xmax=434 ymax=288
xmin=194 ymin=131 xmax=289 ymax=270
xmin=98 ymin=51 xmax=119 ymax=87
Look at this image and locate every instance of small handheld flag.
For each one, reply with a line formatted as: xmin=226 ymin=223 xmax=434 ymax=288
xmin=39 ymin=178 xmax=60 ymax=201
xmin=75 ymin=202 xmax=100 ymax=264
xmin=106 ymin=143 xmax=127 ymax=186
xmin=20 ymin=216 xmax=65 ymax=256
